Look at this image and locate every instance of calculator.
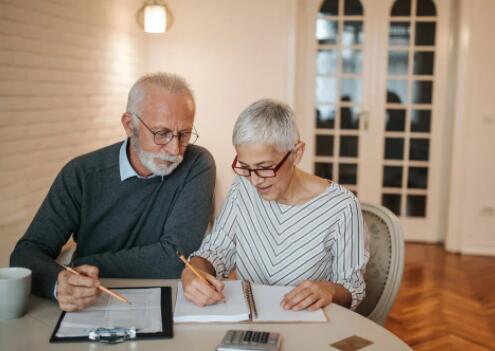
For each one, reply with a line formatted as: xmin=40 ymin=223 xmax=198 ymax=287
xmin=216 ymin=329 xmax=281 ymax=351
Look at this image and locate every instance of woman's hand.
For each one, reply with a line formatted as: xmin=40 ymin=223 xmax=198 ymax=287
xmin=181 ymin=267 xmax=225 ymax=307
xmin=281 ymin=280 xmax=337 ymax=311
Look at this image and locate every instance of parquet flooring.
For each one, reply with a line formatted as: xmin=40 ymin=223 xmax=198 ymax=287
xmin=385 ymin=243 xmax=495 ymax=351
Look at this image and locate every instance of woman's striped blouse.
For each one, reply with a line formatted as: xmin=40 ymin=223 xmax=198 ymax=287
xmin=191 ymin=176 xmax=369 ymax=310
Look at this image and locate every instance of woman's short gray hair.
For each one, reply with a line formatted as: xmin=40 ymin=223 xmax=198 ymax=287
xmin=126 ymin=72 xmax=195 ymax=126
xmin=232 ymin=99 xmax=300 ymax=152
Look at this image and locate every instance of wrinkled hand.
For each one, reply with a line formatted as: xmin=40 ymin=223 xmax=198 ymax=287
xmin=281 ymin=280 xmax=336 ymax=311
xmin=181 ymin=267 xmax=225 ymax=307
xmin=56 ymin=265 xmax=101 ymax=312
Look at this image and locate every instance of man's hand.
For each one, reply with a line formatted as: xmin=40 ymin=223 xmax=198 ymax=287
xmin=281 ymin=280 xmax=337 ymax=311
xmin=56 ymin=265 xmax=101 ymax=312
xmin=181 ymin=267 xmax=225 ymax=307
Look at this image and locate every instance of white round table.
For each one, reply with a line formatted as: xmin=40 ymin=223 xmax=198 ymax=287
xmin=0 ymin=279 xmax=412 ymax=351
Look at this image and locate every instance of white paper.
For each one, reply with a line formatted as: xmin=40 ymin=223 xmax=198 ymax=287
xmin=56 ymin=288 xmax=162 ymax=337
xmin=174 ymin=281 xmax=250 ymax=322
xmin=173 ymin=281 xmax=327 ymax=323
xmin=252 ymin=284 xmax=327 ymax=322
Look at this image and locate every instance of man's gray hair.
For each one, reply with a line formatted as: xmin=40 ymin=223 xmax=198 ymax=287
xmin=126 ymin=72 xmax=195 ymax=125
xmin=232 ymin=99 xmax=300 ymax=152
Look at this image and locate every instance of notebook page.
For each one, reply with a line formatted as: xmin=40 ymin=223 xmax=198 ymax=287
xmin=56 ymin=288 xmax=162 ymax=337
xmin=252 ymin=284 xmax=327 ymax=322
xmin=174 ymin=280 xmax=250 ymax=322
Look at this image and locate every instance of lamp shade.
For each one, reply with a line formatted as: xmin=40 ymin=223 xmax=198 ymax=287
xmin=144 ymin=5 xmax=167 ymax=33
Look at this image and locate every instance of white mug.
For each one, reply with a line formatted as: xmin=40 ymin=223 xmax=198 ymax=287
xmin=0 ymin=267 xmax=32 ymax=320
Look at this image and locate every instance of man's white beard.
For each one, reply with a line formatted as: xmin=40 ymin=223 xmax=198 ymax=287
xmin=130 ymin=134 xmax=183 ymax=176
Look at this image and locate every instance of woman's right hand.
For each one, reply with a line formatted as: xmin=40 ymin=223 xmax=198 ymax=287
xmin=181 ymin=267 xmax=225 ymax=306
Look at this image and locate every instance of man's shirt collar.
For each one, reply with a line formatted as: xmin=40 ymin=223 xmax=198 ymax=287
xmin=119 ymin=138 xmax=159 ymax=181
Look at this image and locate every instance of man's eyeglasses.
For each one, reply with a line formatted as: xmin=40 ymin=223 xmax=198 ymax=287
xmin=231 ymin=151 xmax=292 ymax=178
xmin=131 ymin=112 xmax=199 ymax=147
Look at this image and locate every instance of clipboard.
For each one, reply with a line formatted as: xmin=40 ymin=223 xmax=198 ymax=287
xmin=49 ymin=286 xmax=173 ymax=343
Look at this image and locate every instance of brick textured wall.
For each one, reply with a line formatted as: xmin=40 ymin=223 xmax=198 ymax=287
xmin=0 ymin=0 xmax=148 ymax=265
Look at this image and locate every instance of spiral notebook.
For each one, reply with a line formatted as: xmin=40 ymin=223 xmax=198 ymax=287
xmin=174 ymin=280 xmax=327 ymax=323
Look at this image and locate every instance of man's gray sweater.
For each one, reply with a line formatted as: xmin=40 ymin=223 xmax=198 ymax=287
xmin=10 ymin=141 xmax=216 ymax=298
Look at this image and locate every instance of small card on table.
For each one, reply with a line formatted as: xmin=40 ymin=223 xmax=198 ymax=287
xmin=330 ymin=335 xmax=373 ymax=351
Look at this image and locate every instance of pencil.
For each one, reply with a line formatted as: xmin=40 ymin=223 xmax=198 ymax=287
xmin=176 ymin=251 xmax=210 ymax=285
xmin=62 ymin=265 xmax=130 ymax=304
xmin=176 ymin=252 xmax=226 ymax=303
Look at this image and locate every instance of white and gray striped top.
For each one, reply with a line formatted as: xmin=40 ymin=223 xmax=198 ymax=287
xmin=191 ymin=176 xmax=369 ymax=310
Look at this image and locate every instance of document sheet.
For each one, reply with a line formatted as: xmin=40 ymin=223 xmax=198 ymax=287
xmin=55 ymin=288 xmax=162 ymax=337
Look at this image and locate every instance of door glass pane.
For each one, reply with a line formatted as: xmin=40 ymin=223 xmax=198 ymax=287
xmin=315 ymin=162 xmax=333 ymax=180
xmin=340 ymin=136 xmax=358 ymax=157
xmin=341 ymin=78 xmax=362 ymax=103
xmin=384 ymin=137 xmax=404 ymax=160
xmin=416 ymin=0 xmax=436 ymax=17
xmin=316 ymin=77 xmax=337 ymax=103
xmin=316 ymin=135 xmax=334 ymax=156
xmin=414 ymin=51 xmax=434 ymax=75
xmin=408 ymin=166 xmax=428 ymax=189
xmin=341 ymin=106 xmax=360 ymax=130
xmin=317 ymin=50 xmax=338 ymax=75
xmin=407 ymin=195 xmax=426 ymax=217
xmin=391 ymin=0 xmax=411 ymax=16
xmin=319 ymin=0 xmax=338 ymax=16
xmin=342 ymin=49 xmax=362 ymax=74
xmin=415 ymin=22 xmax=436 ymax=46
xmin=344 ymin=0 xmax=363 ymax=16
xmin=383 ymin=166 xmax=403 ymax=187
xmin=389 ymin=22 xmax=410 ymax=46
xmin=388 ymin=51 xmax=409 ymax=75
xmin=316 ymin=19 xmax=339 ymax=44
xmin=339 ymin=163 xmax=357 ymax=184
xmin=412 ymin=81 xmax=433 ymax=104
xmin=411 ymin=109 xmax=431 ymax=132
xmin=343 ymin=21 xmax=363 ymax=46
xmin=409 ymin=138 xmax=429 ymax=160
xmin=383 ymin=194 xmax=401 ymax=216
xmin=386 ymin=109 xmax=406 ymax=131
xmin=387 ymin=80 xmax=408 ymax=104
xmin=316 ymin=106 xmax=336 ymax=129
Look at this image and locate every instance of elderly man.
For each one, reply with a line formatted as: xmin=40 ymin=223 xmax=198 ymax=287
xmin=10 ymin=72 xmax=215 ymax=312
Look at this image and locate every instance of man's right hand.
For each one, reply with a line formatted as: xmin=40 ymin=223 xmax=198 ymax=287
xmin=181 ymin=267 xmax=225 ymax=307
xmin=56 ymin=265 xmax=101 ymax=312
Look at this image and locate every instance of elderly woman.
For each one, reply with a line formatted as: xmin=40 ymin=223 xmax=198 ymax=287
xmin=181 ymin=99 xmax=368 ymax=311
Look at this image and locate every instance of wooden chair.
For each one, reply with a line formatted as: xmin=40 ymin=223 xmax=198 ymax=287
xmin=355 ymin=203 xmax=405 ymax=325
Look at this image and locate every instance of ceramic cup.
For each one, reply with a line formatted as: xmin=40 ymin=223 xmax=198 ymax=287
xmin=0 ymin=267 xmax=32 ymax=320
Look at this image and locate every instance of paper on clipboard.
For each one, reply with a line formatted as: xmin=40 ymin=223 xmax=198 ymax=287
xmin=55 ymin=288 xmax=162 ymax=337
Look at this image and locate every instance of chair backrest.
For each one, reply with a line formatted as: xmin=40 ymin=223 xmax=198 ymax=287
xmin=355 ymin=203 xmax=405 ymax=325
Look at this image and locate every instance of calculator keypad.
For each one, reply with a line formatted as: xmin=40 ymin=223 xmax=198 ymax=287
xmin=217 ymin=329 xmax=281 ymax=351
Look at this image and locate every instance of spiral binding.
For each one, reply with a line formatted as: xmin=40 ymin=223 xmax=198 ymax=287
xmin=242 ymin=280 xmax=258 ymax=320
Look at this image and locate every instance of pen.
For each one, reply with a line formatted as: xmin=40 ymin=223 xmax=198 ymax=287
xmin=62 ymin=265 xmax=130 ymax=304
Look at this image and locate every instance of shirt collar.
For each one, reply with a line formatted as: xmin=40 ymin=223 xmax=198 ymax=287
xmin=119 ymin=138 xmax=160 ymax=181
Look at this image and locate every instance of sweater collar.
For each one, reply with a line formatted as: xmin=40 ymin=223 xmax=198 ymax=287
xmin=119 ymin=139 xmax=160 ymax=181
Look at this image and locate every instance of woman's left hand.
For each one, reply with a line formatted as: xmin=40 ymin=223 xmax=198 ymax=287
xmin=281 ymin=280 xmax=337 ymax=311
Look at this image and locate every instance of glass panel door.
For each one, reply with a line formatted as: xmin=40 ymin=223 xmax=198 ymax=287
xmin=382 ymin=0 xmax=437 ymax=218
xmin=314 ymin=0 xmax=365 ymax=196
xmin=301 ymin=0 xmax=451 ymax=241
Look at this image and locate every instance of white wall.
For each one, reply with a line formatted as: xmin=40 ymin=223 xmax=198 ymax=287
xmin=0 ymin=0 xmax=148 ymax=266
xmin=147 ymin=0 xmax=297 ymax=212
xmin=446 ymin=0 xmax=495 ymax=255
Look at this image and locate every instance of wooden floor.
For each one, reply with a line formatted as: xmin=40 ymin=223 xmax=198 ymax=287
xmin=385 ymin=243 xmax=495 ymax=351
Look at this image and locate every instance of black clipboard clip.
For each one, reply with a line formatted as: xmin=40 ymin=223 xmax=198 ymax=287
xmin=88 ymin=327 xmax=137 ymax=344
